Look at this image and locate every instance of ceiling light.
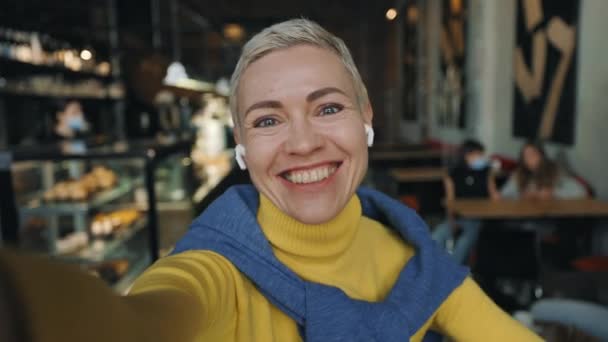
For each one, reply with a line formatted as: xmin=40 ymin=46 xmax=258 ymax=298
xmin=223 ymin=23 xmax=245 ymax=42
xmin=164 ymin=61 xmax=189 ymax=86
xmin=407 ymin=6 xmax=419 ymax=24
xmin=386 ymin=8 xmax=398 ymax=21
xmin=80 ymin=49 xmax=93 ymax=61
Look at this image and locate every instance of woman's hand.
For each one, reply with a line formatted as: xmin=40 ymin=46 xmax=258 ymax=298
xmin=537 ymin=188 xmax=554 ymax=200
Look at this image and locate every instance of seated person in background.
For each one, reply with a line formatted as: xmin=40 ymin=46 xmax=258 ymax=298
xmin=501 ymin=141 xmax=587 ymax=200
xmin=433 ymin=139 xmax=500 ymax=264
xmin=52 ymin=99 xmax=90 ymax=141
xmin=499 ymin=141 xmax=588 ymax=272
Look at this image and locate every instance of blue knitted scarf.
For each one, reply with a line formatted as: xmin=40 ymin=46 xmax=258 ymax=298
xmin=173 ymin=185 xmax=468 ymax=341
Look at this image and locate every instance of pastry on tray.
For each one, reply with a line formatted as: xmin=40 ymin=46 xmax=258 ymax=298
xmin=41 ymin=166 xmax=118 ymax=202
xmin=90 ymin=208 xmax=141 ymax=238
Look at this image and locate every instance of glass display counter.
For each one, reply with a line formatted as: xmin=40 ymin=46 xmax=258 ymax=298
xmin=0 ymin=138 xmax=193 ymax=293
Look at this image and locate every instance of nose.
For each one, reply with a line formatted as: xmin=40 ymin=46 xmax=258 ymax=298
xmin=284 ymin=118 xmax=323 ymax=156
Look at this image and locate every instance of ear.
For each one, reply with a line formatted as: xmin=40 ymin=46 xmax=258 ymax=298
xmin=235 ymin=144 xmax=247 ymax=170
xmin=233 ymin=128 xmax=241 ymax=145
xmin=362 ymin=101 xmax=374 ymax=126
xmin=233 ymin=129 xmax=248 ymax=170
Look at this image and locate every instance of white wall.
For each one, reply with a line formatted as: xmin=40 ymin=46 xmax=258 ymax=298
xmin=559 ymin=0 xmax=608 ymax=200
xmin=431 ymin=0 xmax=608 ymax=199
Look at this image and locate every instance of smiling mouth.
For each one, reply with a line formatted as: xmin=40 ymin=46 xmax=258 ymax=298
xmin=280 ymin=162 xmax=341 ymax=185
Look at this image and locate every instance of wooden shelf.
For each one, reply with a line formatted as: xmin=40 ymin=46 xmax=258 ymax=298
xmin=0 ymin=56 xmax=111 ymax=79
xmin=0 ymin=88 xmax=123 ymax=100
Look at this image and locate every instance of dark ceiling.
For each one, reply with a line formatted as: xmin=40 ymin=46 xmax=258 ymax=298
xmin=1 ymin=0 xmax=399 ymax=117
xmin=1 ymin=0 xmax=395 ymax=64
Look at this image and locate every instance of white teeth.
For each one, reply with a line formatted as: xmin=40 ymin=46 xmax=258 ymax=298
xmin=315 ymin=169 xmax=321 ymax=181
xmin=283 ymin=164 xmax=338 ymax=184
xmin=308 ymin=170 xmax=315 ymax=183
xmin=310 ymin=169 xmax=319 ymax=182
xmin=303 ymin=172 xmax=310 ymax=183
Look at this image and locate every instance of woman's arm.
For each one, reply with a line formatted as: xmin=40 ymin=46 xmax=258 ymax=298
xmin=487 ymin=172 xmax=501 ymax=200
xmin=0 ymin=249 xmax=235 ymax=342
xmin=443 ymin=176 xmax=456 ymax=202
xmin=432 ymin=277 xmax=542 ymax=341
xmin=442 ymin=176 xmax=458 ymax=229
xmin=500 ymin=175 xmax=520 ymax=199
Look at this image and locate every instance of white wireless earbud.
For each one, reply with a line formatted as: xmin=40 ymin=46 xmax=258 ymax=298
xmin=235 ymin=144 xmax=247 ymax=170
xmin=364 ymin=124 xmax=374 ymax=147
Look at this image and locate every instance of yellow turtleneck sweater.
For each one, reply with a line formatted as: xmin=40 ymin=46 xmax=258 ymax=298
xmin=0 ymin=194 xmax=541 ymax=342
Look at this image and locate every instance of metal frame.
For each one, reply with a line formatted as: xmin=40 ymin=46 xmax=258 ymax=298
xmin=0 ymin=151 xmax=18 ymax=245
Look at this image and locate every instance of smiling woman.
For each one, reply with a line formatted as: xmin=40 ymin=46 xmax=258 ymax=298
xmin=236 ymin=44 xmax=372 ymax=224
xmin=0 ymin=19 xmax=541 ymax=342
xmin=229 ymin=20 xmax=374 ymax=225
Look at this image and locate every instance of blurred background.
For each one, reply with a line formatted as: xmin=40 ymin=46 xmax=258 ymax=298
xmin=1 ymin=1 xmax=607 ymax=340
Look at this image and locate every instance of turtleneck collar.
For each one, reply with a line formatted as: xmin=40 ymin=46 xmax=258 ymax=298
xmin=257 ymin=194 xmax=362 ymax=258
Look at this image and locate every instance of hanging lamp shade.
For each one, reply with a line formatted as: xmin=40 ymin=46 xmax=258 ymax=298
xmin=164 ymin=61 xmax=188 ymax=86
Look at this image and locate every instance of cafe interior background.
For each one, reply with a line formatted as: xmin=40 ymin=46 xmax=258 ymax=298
xmin=1 ymin=0 xmax=607 ymax=340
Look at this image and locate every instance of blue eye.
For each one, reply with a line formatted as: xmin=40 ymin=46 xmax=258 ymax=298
xmin=320 ymin=104 xmax=343 ymax=116
xmin=254 ymin=117 xmax=279 ymax=128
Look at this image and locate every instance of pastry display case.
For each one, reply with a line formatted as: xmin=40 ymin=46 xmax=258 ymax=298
xmin=0 ymin=138 xmax=193 ymax=293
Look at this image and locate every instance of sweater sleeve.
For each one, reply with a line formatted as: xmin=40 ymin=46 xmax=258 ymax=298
xmin=554 ymin=175 xmax=587 ymax=199
xmin=432 ymin=277 xmax=542 ymax=341
xmin=500 ymin=175 xmax=520 ymax=199
xmin=0 ymin=249 xmax=238 ymax=342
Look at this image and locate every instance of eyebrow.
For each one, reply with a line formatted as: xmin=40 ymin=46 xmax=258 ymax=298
xmin=243 ymin=87 xmax=348 ymax=118
xmin=306 ymin=87 xmax=347 ymax=103
xmin=244 ymin=100 xmax=283 ymax=117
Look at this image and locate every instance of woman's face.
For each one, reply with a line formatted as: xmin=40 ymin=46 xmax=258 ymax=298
xmin=236 ymin=45 xmax=372 ymax=224
xmin=522 ymin=145 xmax=542 ymax=172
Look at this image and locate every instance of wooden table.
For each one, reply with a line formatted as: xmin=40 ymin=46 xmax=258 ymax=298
xmin=370 ymin=149 xmax=444 ymax=161
xmin=370 ymin=142 xmax=431 ymax=152
xmin=447 ymin=198 xmax=608 ymax=219
xmin=369 ymin=149 xmax=446 ymax=169
xmin=452 ymin=198 xmax=608 ymax=301
xmin=390 ymin=167 xmax=447 ymax=183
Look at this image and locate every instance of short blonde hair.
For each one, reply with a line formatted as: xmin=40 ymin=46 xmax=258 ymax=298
xmin=229 ymin=18 xmax=369 ymax=131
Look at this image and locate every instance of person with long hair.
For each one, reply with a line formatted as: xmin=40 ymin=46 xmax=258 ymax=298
xmin=501 ymin=141 xmax=586 ymax=199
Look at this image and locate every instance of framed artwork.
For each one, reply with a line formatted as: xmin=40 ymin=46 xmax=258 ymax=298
xmin=513 ymin=0 xmax=580 ymax=144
